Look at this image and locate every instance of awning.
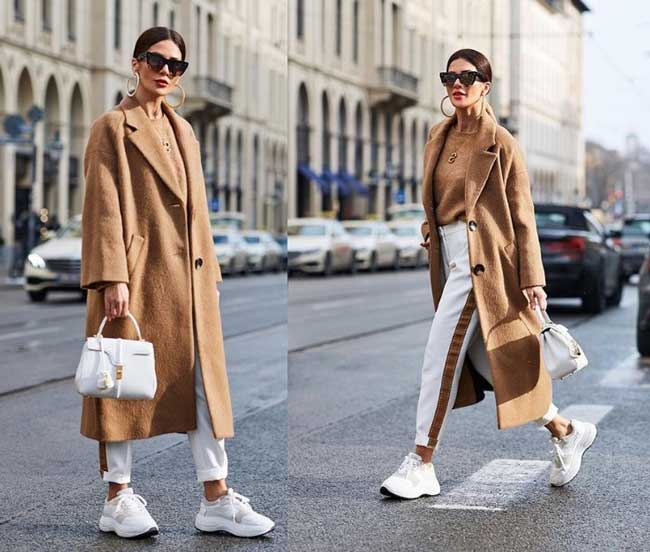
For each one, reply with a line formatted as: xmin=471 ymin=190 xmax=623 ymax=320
xmin=321 ymin=168 xmax=351 ymax=197
xmin=337 ymin=169 xmax=369 ymax=196
xmin=298 ymin=162 xmax=330 ymax=194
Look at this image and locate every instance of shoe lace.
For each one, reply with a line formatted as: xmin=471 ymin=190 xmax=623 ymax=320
xmin=397 ymin=454 xmax=420 ymax=476
xmin=114 ymin=492 xmax=148 ymax=516
xmin=550 ymin=438 xmax=567 ymax=471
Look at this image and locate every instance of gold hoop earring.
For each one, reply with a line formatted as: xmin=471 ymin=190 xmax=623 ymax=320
xmin=126 ymin=72 xmax=140 ymax=97
xmin=440 ymin=95 xmax=454 ymax=118
xmin=164 ymin=83 xmax=185 ymax=109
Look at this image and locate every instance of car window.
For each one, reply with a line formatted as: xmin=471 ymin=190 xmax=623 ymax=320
xmin=288 ymin=224 xmax=326 ymax=236
xmin=213 ymin=235 xmax=229 ymax=244
xmin=345 ymin=226 xmax=373 ymax=236
xmin=57 ymin=222 xmax=82 ymax=239
xmin=535 ymin=210 xmax=588 ymax=230
xmin=244 ymin=236 xmax=261 ymax=244
xmin=390 ymin=227 xmax=417 ymax=237
xmin=583 ymin=212 xmax=604 ymax=237
xmin=623 ymin=220 xmax=650 ymax=236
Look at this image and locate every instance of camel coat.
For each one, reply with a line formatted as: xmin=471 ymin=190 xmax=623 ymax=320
xmin=420 ymin=103 xmax=552 ymax=430
xmin=79 ymin=95 xmax=233 ymax=442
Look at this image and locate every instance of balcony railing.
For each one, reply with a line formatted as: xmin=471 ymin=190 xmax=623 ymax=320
xmin=376 ymin=67 xmax=418 ymax=95
xmin=193 ymin=76 xmax=233 ymax=108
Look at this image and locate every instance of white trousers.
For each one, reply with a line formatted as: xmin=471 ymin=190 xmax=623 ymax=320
xmin=414 ymin=219 xmax=558 ymax=450
xmin=99 ymin=339 xmax=228 ymax=483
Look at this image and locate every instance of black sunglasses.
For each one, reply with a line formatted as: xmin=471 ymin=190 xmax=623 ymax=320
xmin=439 ymin=70 xmax=485 ymax=87
xmin=137 ymin=51 xmax=189 ymax=77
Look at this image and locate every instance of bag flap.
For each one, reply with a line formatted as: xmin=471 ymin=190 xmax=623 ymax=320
xmin=86 ymin=337 xmax=153 ymax=356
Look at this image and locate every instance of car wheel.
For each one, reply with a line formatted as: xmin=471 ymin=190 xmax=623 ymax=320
xmin=347 ymin=251 xmax=357 ymax=274
xmin=582 ymin=270 xmax=606 ymax=314
xmin=369 ymin=252 xmax=378 ymax=273
xmin=322 ymin=252 xmax=333 ymax=277
xmin=28 ymin=290 xmax=47 ymax=302
xmin=606 ymin=271 xmax=625 ymax=307
xmin=392 ymin=251 xmax=401 ymax=271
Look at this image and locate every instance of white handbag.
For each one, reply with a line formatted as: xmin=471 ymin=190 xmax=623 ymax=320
xmin=75 ymin=313 xmax=157 ymax=400
xmin=534 ymin=306 xmax=588 ymax=380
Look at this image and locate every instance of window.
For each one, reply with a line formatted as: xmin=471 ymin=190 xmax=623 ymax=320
xmin=114 ymin=0 xmax=122 ymax=50
xmin=296 ymin=0 xmax=304 ymax=40
xmin=14 ymin=0 xmax=24 ymax=22
xmin=353 ymin=1 xmax=359 ymax=63
xmin=153 ymin=2 xmax=159 ymax=26
xmin=67 ymin=0 xmax=76 ymax=41
xmin=335 ymin=0 xmax=342 ymax=57
xmin=170 ymin=9 xmax=175 ymax=29
xmin=42 ymin=0 xmax=52 ymax=31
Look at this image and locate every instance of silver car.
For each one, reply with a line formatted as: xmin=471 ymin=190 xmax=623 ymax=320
xmin=213 ymin=229 xmax=249 ymax=276
xmin=388 ymin=220 xmax=427 ymax=268
xmin=288 ymin=218 xmax=356 ymax=276
xmin=343 ymin=220 xmax=401 ymax=272
xmin=242 ymin=230 xmax=283 ymax=273
xmin=23 ymin=215 xmax=83 ymax=302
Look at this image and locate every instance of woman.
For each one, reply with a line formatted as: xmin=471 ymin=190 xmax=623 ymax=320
xmin=80 ymin=27 xmax=274 ymax=538
xmin=379 ymin=49 xmax=597 ymax=500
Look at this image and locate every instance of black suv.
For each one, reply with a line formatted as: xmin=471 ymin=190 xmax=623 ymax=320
xmin=534 ymin=204 xmax=624 ymax=313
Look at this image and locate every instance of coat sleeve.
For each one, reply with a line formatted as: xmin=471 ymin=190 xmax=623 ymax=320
xmin=505 ymin=143 xmax=546 ymax=289
xmin=80 ymin=125 xmax=129 ymax=291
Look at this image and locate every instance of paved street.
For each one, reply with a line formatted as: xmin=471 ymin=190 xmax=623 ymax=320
xmin=289 ymin=268 xmax=650 ymax=551
xmin=0 ymin=274 xmax=287 ymax=551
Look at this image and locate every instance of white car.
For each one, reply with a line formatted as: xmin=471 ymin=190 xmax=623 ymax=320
xmin=23 ymin=214 xmax=83 ymax=302
xmin=288 ymin=217 xmax=356 ymax=276
xmin=388 ymin=220 xmax=427 ymax=268
xmin=342 ymin=220 xmax=401 ymax=272
xmin=213 ymin=229 xmax=249 ymax=276
xmin=242 ymin=230 xmax=283 ymax=273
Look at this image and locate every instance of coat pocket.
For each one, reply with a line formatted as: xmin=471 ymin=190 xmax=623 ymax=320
xmin=126 ymin=233 xmax=145 ymax=277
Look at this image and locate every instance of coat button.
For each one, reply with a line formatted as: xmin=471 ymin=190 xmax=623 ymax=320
xmin=472 ymin=263 xmax=485 ymax=275
xmin=449 ymin=261 xmax=457 ymax=269
xmin=468 ymin=220 xmax=477 ymax=231
xmin=195 ymin=257 xmax=203 ymax=269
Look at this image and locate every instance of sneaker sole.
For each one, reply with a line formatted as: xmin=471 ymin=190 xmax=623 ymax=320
xmin=99 ymin=516 xmax=159 ymax=539
xmin=194 ymin=516 xmax=275 ymax=538
xmin=551 ymin=423 xmax=598 ymax=487
xmin=379 ymin=483 xmax=440 ymax=500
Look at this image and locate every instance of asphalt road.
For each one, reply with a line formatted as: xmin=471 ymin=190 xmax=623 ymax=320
xmin=0 ymin=273 xmax=287 ymax=551
xmin=288 ymin=267 xmax=650 ymax=551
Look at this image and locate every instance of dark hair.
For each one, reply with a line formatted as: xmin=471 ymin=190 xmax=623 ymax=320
xmin=132 ymin=26 xmax=186 ymax=61
xmin=446 ymin=48 xmax=492 ymax=83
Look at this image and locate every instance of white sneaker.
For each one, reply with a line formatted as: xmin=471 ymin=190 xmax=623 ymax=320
xmin=380 ymin=452 xmax=441 ymax=499
xmin=549 ymin=419 xmax=598 ymax=487
xmin=194 ymin=488 xmax=275 ymax=537
xmin=98 ymin=488 xmax=159 ymax=538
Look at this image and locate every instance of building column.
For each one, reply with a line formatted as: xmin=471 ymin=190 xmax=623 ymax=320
xmin=1 ymin=144 xmax=17 ymax=247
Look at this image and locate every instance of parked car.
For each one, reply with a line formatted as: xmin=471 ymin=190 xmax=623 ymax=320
xmin=287 ymin=218 xmax=356 ymax=276
xmin=273 ymin=233 xmax=288 ymax=270
xmin=612 ymin=215 xmax=650 ymax=280
xmin=342 ymin=220 xmax=401 ymax=271
xmin=209 ymin=211 xmax=246 ymax=231
xmin=388 ymin=220 xmax=427 ymax=268
xmin=386 ymin=203 xmax=426 ymax=221
xmin=241 ymin=230 xmax=283 ymax=273
xmin=534 ymin=204 xmax=624 ymax=313
xmin=637 ymin=249 xmax=650 ymax=356
xmin=213 ymin=229 xmax=249 ymax=276
xmin=23 ymin=214 xmax=83 ymax=302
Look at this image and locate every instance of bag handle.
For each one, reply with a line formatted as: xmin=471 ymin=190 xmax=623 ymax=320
xmin=534 ymin=304 xmax=553 ymax=325
xmin=95 ymin=312 xmax=144 ymax=341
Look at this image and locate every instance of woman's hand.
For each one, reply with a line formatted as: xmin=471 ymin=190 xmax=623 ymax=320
xmin=419 ymin=238 xmax=430 ymax=250
xmin=104 ymin=283 xmax=130 ymax=322
xmin=521 ymin=285 xmax=547 ymax=311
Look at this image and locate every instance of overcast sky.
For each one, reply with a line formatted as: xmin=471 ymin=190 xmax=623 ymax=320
xmin=583 ymin=0 xmax=650 ymax=152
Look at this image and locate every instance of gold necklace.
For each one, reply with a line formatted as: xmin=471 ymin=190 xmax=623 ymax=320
xmin=151 ymin=114 xmax=172 ymax=153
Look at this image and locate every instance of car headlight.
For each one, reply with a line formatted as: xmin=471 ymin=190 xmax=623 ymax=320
xmin=27 ymin=253 xmax=46 ymax=269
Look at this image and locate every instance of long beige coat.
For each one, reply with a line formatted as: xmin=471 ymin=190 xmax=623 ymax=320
xmin=420 ymin=103 xmax=552 ymax=430
xmin=79 ymin=95 xmax=233 ymax=442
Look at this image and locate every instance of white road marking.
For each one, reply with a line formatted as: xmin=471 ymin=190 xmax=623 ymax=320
xmin=0 ymin=327 xmax=60 ymax=342
xmin=429 ymin=459 xmax=550 ymax=512
xmin=539 ymin=403 xmax=613 ymax=430
xmin=600 ymin=352 xmax=650 ymax=388
xmin=310 ymin=298 xmax=363 ymax=311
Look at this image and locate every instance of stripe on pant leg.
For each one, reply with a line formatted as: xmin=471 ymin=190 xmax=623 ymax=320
xmin=427 ymin=288 xmax=477 ymax=449
xmin=99 ymin=441 xmax=108 ymax=478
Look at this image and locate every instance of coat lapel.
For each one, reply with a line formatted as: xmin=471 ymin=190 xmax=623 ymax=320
xmin=465 ymin=103 xmax=498 ymax=213
xmin=119 ymin=95 xmax=197 ymax=206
